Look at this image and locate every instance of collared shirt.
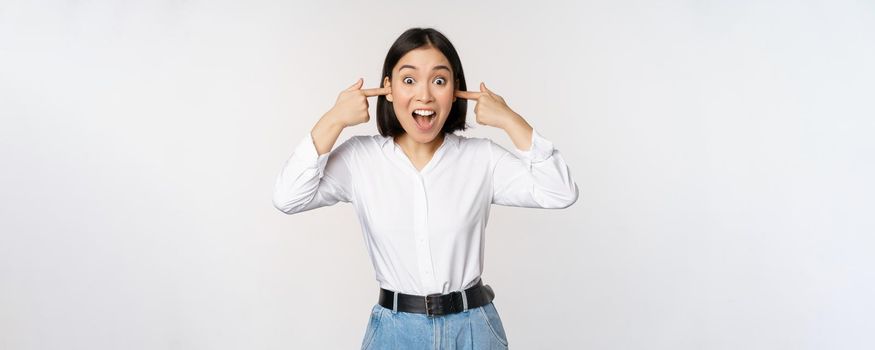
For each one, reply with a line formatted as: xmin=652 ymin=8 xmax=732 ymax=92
xmin=273 ymin=129 xmax=579 ymax=295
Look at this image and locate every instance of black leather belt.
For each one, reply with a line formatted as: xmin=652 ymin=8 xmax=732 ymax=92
xmin=378 ymin=279 xmax=495 ymax=317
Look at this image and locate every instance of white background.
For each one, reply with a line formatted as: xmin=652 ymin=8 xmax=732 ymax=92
xmin=2 ymin=1 xmax=874 ymax=349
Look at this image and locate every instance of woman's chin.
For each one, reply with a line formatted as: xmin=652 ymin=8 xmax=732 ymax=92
xmin=402 ymin=124 xmax=443 ymax=143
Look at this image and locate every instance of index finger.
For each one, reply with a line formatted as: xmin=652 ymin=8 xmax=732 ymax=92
xmin=455 ymin=90 xmax=481 ymax=100
xmin=361 ymin=87 xmax=391 ymax=97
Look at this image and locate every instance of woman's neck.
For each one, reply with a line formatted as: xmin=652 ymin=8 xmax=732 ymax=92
xmin=394 ymin=133 xmax=445 ymax=159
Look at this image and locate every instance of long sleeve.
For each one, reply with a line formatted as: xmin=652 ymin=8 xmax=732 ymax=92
xmin=489 ymin=128 xmax=579 ymax=209
xmin=272 ymin=131 xmax=354 ymax=215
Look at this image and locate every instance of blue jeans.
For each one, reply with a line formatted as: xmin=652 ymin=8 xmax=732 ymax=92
xmin=360 ymin=301 xmax=509 ymax=349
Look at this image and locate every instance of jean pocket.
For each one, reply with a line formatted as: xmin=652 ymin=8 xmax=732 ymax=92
xmin=478 ymin=302 xmax=509 ymax=347
xmin=360 ymin=304 xmax=383 ymax=350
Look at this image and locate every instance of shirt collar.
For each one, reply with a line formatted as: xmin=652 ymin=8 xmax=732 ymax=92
xmin=380 ymin=133 xmax=459 ymax=151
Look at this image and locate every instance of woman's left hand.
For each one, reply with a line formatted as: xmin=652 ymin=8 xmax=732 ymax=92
xmin=455 ymin=82 xmax=524 ymax=130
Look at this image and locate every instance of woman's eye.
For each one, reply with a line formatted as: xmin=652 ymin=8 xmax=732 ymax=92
xmin=403 ymin=77 xmax=415 ymax=84
xmin=434 ymin=77 xmax=446 ymax=85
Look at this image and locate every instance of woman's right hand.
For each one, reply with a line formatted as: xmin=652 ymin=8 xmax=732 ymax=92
xmin=324 ymin=78 xmax=392 ymax=128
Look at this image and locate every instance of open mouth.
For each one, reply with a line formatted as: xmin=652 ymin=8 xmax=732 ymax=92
xmin=412 ymin=109 xmax=436 ymax=130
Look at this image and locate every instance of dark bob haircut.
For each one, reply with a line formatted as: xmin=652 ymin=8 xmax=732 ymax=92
xmin=376 ymin=28 xmax=468 ymax=137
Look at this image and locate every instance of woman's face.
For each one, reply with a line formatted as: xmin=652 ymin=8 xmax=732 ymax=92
xmin=384 ymin=46 xmax=456 ymax=143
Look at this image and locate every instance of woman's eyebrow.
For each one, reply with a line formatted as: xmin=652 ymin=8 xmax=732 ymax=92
xmin=399 ymin=64 xmax=451 ymax=72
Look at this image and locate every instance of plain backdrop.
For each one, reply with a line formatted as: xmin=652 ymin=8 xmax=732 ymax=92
xmin=1 ymin=1 xmax=874 ymax=349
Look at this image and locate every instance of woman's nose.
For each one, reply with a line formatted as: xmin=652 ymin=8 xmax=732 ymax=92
xmin=415 ymin=85 xmax=434 ymax=102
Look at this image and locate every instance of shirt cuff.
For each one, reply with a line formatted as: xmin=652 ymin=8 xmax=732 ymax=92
xmin=513 ymin=128 xmax=555 ymax=163
xmin=292 ymin=131 xmax=331 ymax=178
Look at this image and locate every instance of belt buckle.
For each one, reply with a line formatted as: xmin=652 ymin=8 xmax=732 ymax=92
xmin=424 ymin=293 xmax=441 ymax=317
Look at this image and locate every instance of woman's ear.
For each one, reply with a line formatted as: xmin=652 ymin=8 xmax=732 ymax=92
xmin=383 ymin=76 xmax=393 ymax=102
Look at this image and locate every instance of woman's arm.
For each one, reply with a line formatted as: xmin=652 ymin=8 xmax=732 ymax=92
xmin=310 ymin=78 xmax=389 ymax=154
xmin=272 ymin=129 xmax=354 ymax=214
xmin=456 ymin=82 xmax=579 ymax=209
xmin=489 ymin=127 xmax=579 ymax=209
xmin=311 ymin=112 xmax=346 ymax=156
xmin=272 ymin=78 xmax=390 ymax=214
xmin=499 ymin=110 xmax=533 ymax=153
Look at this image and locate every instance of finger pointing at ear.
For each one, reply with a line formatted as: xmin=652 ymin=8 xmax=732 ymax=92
xmin=361 ymin=86 xmax=392 ymax=97
xmin=460 ymin=82 xmax=519 ymax=129
xmin=325 ymin=78 xmax=386 ymax=128
xmin=454 ymin=90 xmax=481 ymax=100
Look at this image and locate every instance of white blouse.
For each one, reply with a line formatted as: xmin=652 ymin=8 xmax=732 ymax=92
xmin=273 ymin=129 xmax=579 ymax=295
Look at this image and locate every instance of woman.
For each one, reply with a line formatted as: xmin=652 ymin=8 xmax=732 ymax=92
xmin=273 ymin=27 xmax=579 ymax=349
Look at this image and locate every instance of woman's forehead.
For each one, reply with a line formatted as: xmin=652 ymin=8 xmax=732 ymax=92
xmin=395 ymin=47 xmax=451 ymax=72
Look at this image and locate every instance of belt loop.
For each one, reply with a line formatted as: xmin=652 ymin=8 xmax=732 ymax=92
xmin=392 ymin=291 xmax=399 ymax=313
xmin=461 ymin=289 xmax=469 ymax=311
